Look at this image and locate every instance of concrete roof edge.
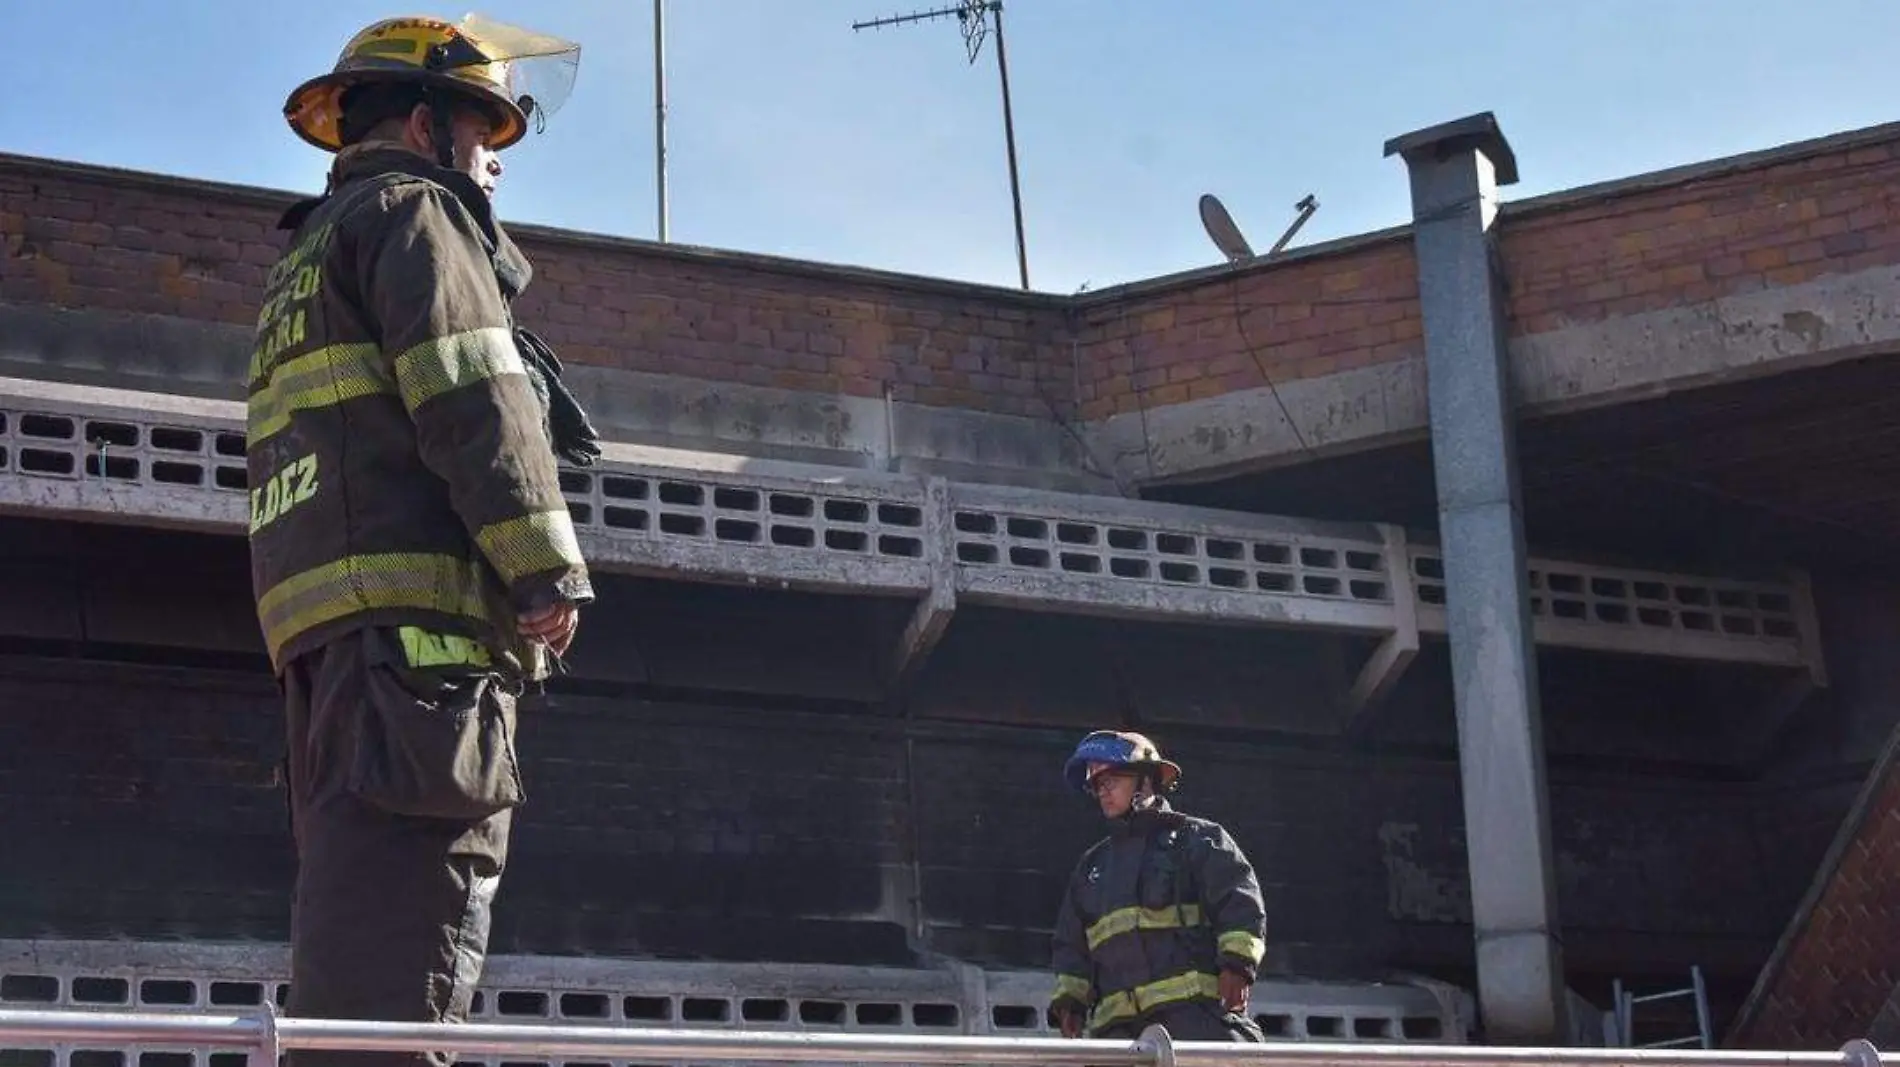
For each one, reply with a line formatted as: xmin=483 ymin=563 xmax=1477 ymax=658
xmin=1068 ymin=224 xmax=1416 ymax=309
xmin=1724 ymin=718 xmax=1900 ymax=1044
xmin=0 ymin=150 xmax=306 ymax=210
xmin=501 ymin=220 xmax=1067 ymax=307
xmin=1501 ymin=119 xmax=1900 ymax=222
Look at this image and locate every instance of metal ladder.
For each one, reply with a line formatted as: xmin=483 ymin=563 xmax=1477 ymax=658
xmin=1613 ymin=965 xmax=1713 ymax=1049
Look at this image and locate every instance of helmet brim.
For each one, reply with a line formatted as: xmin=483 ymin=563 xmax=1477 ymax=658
xmin=284 ymin=68 xmax=528 ymax=154
xmin=1065 ymin=755 xmax=1183 ymax=795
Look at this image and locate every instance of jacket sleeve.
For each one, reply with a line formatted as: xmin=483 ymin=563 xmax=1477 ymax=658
xmin=355 ymin=184 xmax=593 ymax=614
xmin=1048 ymin=860 xmax=1094 ymax=1023
xmin=1192 ymin=822 xmax=1267 ymax=980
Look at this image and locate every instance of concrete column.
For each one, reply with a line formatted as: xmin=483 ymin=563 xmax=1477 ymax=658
xmin=1383 ymin=113 xmax=1568 ymax=1044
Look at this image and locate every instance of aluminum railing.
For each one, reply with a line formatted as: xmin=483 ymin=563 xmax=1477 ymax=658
xmin=0 ymin=1002 xmax=1884 ymax=1063
xmin=0 ymin=1008 xmax=1885 ymax=1067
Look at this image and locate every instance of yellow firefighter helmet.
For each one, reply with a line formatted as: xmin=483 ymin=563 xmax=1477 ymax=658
xmin=285 ymin=14 xmax=580 ymax=153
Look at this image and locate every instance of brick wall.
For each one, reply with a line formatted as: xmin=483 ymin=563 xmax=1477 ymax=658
xmin=0 ymin=646 xmax=1807 ymax=983
xmin=0 ymin=516 xmax=1838 ymax=991
xmin=1499 ymin=138 xmax=1900 ymax=335
xmin=0 ymin=656 xmax=922 ymax=965
xmin=0 ymin=154 xmax=1067 ymax=418
xmin=1070 ymin=126 xmax=1900 ymax=421
xmin=1728 ymin=733 xmax=1900 ymax=1048
xmin=1068 ymin=238 xmax=1422 ymax=422
xmin=0 ymin=658 xmax=288 ymax=940
xmin=8 ymin=123 xmax=1900 ymax=428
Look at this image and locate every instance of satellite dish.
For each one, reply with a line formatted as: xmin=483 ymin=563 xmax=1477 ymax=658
xmin=1199 ymin=193 xmax=1254 ymax=263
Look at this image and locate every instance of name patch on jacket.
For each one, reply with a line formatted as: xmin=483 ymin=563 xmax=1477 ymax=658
xmin=251 ymin=453 xmax=320 ymax=534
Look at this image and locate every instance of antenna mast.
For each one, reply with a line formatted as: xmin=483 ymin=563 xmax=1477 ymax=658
xmin=654 ymin=0 xmax=670 ymax=243
xmin=853 ymin=1 xmax=1030 ymax=291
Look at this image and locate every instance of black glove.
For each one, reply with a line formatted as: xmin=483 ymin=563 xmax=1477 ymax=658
xmin=513 ymin=326 xmax=602 ymax=468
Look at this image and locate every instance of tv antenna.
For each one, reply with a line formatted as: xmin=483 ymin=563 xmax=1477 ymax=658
xmin=853 ymin=1 xmax=1031 ymax=290
xmin=1198 ymin=193 xmax=1320 ymax=264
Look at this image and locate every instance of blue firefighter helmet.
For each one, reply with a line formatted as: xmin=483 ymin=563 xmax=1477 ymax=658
xmin=1062 ymin=730 xmax=1183 ymax=795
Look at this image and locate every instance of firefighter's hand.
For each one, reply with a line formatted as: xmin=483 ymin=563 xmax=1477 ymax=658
xmin=1054 ymin=1007 xmax=1083 ymax=1039
xmin=518 ymin=601 xmax=579 ymax=655
xmin=1219 ymin=969 xmax=1252 ymax=1014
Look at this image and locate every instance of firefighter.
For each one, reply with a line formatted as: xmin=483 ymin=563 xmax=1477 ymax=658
xmin=1047 ymin=730 xmax=1269 ymax=1043
xmin=249 ymin=15 xmax=596 ymax=1066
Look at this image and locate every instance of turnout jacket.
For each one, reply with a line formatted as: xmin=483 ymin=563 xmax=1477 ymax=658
xmin=246 ymin=144 xmax=593 ymax=676
xmin=1049 ymin=801 xmax=1267 ymax=1035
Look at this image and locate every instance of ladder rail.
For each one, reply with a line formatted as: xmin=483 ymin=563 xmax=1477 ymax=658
xmin=1613 ymin=965 xmax=1712 ymax=1050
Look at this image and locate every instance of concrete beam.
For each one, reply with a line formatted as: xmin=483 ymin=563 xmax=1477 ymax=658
xmin=1734 ymin=573 xmax=1833 ymax=770
xmin=0 ymin=301 xmax=1118 ymax=496
xmin=1345 ymin=524 xmax=1421 ymax=730
xmin=0 ymin=302 xmax=249 ymax=402
xmin=889 ymin=478 xmax=957 ymax=689
xmin=1387 ymin=112 xmax=1568 ymax=1044
xmin=563 ymin=364 xmax=1118 ymax=494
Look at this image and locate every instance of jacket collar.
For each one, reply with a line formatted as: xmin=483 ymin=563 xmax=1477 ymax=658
xmin=276 ymin=142 xmax=532 ymax=298
xmin=1107 ymin=797 xmax=1184 ymax=837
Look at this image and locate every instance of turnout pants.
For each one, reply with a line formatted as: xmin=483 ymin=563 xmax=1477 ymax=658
xmin=281 ymin=626 xmax=526 ymax=1067
xmin=1096 ymin=998 xmax=1267 ymax=1043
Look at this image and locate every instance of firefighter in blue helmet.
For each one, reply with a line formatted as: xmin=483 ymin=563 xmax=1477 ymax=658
xmin=1047 ymin=730 xmax=1268 ymax=1043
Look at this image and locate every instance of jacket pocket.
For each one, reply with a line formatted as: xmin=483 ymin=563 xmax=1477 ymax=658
xmin=347 ymin=627 xmax=526 ymax=821
xmin=1139 ymin=835 xmax=1188 ymax=910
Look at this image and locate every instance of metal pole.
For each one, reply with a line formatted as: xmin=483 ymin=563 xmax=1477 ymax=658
xmin=989 ymin=2 xmax=1030 ymax=290
xmin=0 ymin=1011 xmax=1141 ymax=1066
xmin=0 ymin=1009 xmax=1880 ymax=1067
xmin=653 ymin=0 xmax=669 ymax=242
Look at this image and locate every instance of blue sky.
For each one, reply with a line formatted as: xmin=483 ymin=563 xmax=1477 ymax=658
xmin=4 ymin=2 xmax=1897 ymax=293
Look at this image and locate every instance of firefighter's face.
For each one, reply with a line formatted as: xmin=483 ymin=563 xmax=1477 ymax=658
xmin=1087 ymin=764 xmax=1142 ymax=818
xmin=447 ymin=110 xmax=505 ymax=199
xmin=411 ymin=104 xmax=504 ymax=199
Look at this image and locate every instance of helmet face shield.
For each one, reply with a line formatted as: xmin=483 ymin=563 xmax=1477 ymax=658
xmin=454 ymin=14 xmax=581 ymax=134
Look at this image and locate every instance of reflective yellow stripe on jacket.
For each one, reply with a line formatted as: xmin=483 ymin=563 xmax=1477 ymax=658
xmin=1088 ymin=970 xmax=1222 ymax=1032
xmin=248 ymin=342 xmax=390 ymax=444
xmin=1219 ymin=930 xmax=1266 ymax=966
xmin=476 ymin=510 xmax=585 ymax=587
xmin=1052 ymin=974 xmax=1092 ymax=1007
xmin=1085 ymin=905 xmax=1204 ymax=951
xmin=250 ymin=324 xmax=527 ymax=445
xmin=257 ymin=552 xmax=492 ymax=666
xmin=393 ymin=326 xmax=524 ymax=410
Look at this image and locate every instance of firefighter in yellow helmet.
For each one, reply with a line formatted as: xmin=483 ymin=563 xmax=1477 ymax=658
xmin=251 ymin=16 xmax=597 ymax=1067
xmin=1047 ymin=731 xmax=1269 ymax=1043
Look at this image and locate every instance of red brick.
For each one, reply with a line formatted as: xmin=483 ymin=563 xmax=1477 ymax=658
xmin=1823 ymin=232 xmax=1872 ymax=258
xmin=1785 ymin=241 xmax=1828 ymax=265
xmin=1733 ymin=767 xmax=1900 ymax=1048
xmin=1743 ymin=247 xmax=1788 ymax=271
